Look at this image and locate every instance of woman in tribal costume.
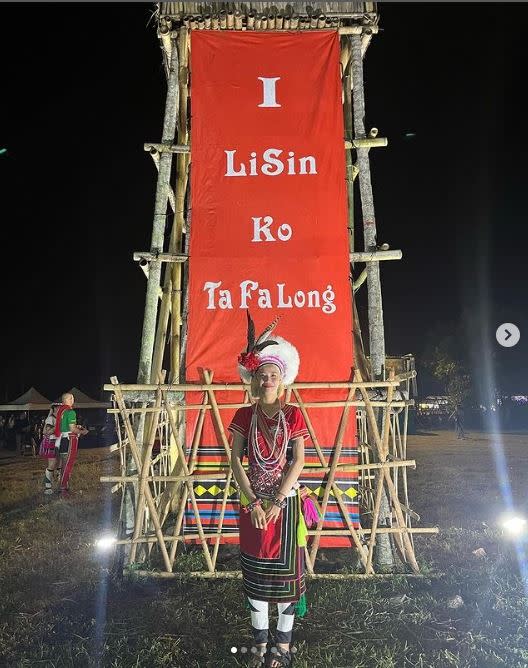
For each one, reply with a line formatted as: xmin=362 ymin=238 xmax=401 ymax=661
xmin=229 ymin=316 xmax=309 ymax=668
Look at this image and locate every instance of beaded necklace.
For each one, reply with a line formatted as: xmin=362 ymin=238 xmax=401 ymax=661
xmin=249 ymin=403 xmax=290 ymax=473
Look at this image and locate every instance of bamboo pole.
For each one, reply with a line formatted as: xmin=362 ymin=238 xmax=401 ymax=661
xmin=134 ymin=251 xmax=186 ymax=263
xmin=163 ymin=388 xmax=215 ymax=572
xmin=293 ymin=388 xmax=331 ymax=469
xmin=157 ymin=408 xmax=187 ymax=528
xmin=130 ymin=570 xmax=427 ymax=581
xmin=189 ymin=387 xmax=210 ymax=473
xmin=357 ymin=373 xmax=419 ymax=570
xmin=129 ymin=385 xmax=163 ymax=564
xmin=137 ymin=38 xmax=179 ymax=386
xmin=168 ymin=381 xmax=209 ymax=566
xmin=350 ymin=250 xmax=401 ymax=262
xmin=381 ymin=369 xmax=395 ymax=460
xmin=365 ymin=370 xmax=395 ymax=571
xmin=339 ymin=26 xmax=379 ymax=35
xmin=169 ymin=27 xmax=190 ymax=384
xmin=107 ymin=399 xmax=411 ymax=414
xmin=104 ymin=378 xmax=409 ymax=392
xmin=200 ymin=369 xmax=234 ymax=568
xmin=168 ymin=482 xmax=191 ymax=568
xmin=111 ymin=378 xmax=172 ymax=572
xmin=149 ymin=29 xmax=189 ymax=528
xmin=383 ymin=470 xmax=420 ymax=572
xmin=145 ymin=153 xmax=176 ymax=213
xmin=201 ymin=369 xmax=231 ymax=459
xmin=100 ymin=460 xmax=417 ymax=484
xmin=356 ymin=369 xmax=394 ymax=568
xmin=365 ymin=473 xmax=385 ymax=573
xmin=293 ymin=387 xmax=368 ymax=560
xmin=342 ymin=37 xmax=354 ymax=257
xmin=212 ymin=468 xmax=233 ymax=569
xmin=350 ymin=33 xmax=386 ymax=376
xmin=124 ymin=33 xmax=180 ymax=560
xmin=115 ymin=526 xmax=438 ymax=546
xmin=309 ymin=376 xmax=371 ymax=571
xmin=100 ymin=460 xmax=416 ymax=485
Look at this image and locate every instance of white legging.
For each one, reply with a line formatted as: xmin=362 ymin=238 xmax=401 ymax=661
xmin=248 ymin=597 xmax=295 ymax=645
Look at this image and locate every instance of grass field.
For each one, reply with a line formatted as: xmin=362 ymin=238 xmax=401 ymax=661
xmin=1 ymin=431 xmax=527 ymax=667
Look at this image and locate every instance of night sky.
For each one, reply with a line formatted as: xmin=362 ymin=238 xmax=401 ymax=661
xmin=1 ymin=3 xmax=527 ymax=402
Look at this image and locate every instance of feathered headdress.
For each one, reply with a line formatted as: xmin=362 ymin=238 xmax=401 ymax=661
xmin=237 ymin=312 xmax=300 ymax=386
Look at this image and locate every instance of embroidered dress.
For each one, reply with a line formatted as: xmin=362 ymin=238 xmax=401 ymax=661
xmin=39 ymin=414 xmax=57 ymax=458
xmin=229 ymin=403 xmax=309 ymax=603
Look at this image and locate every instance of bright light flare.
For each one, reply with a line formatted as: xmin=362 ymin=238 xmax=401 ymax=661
xmin=501 ymin=515 xmax=527 ymax=536
xmin=95 ymin=535 xmax=117 ymax=551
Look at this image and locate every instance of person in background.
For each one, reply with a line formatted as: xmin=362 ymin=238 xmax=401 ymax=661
xmin=40 ymin=404 xmax=60 ymax=494
xmin=54 ymin=393 xmax=88 ymax=495
xmin=449 ymin=406 xmax=466 ymax=440
xmin=5 ymin=414 xmax=16 ymax=451
xmin=16 ymin=411 xmax=30 ymax=455
xmin=0 ymin=414 xmax=5 ymax=449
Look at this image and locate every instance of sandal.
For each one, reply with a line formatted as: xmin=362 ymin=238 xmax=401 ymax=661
xmin=247 ymin=644 xmax=268 ymax=667
xmin=267 ymin=646 xmax=292 ymax=667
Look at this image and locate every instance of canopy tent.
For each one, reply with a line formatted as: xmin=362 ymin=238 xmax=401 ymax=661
xmin=54 ymin=387 xmax=111 ymax=410
xmin=0 ymin=387 xmax=53 ymax=412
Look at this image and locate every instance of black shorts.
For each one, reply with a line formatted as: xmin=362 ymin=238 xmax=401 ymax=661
xmin=57 ymin=436 xmax=70 ymax=454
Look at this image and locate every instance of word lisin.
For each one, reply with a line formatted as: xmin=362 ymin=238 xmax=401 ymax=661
xmin=203 ymin=280 xmax=337 ymax=314
xmin=225 ymin=148 xmax=317 ymax=177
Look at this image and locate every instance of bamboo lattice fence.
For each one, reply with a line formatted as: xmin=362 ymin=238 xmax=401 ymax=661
xmin=102 ymin=367 xmax=437 ymax=577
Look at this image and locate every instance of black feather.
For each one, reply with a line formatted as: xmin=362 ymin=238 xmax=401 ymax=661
xmin=255 ymin=316 xmax=280 ymax=345
xmin=246 ymin=310 xmax=255 ymax=353
xmin=254 ymin=340 xmax=278 ymax=352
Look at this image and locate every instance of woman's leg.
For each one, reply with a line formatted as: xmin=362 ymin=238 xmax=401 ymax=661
xmin=44 ymin=457 xmax=57 ymax=494
xmin=248 ymin=597 xmax=269 ymax=661
xmin=269 ymin=602 xmax=295 ymax=667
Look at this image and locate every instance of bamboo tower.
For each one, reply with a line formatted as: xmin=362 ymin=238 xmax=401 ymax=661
xmin=102 ymin=2 xmax=438 ymax=578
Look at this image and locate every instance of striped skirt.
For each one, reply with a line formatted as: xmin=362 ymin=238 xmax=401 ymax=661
xmin=240 ymin=494 xmax=305 ymax=603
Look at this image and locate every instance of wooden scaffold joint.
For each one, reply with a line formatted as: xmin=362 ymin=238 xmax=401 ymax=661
xmin=144 ymin=142 xmax=190 ymax=154
xmin=345 ymin=137 xmax=388 ymax=149
xmin=350 ymin=249 xmax=403 ymax=263
xmin=133 ymin=251 xmax=188 ymax=264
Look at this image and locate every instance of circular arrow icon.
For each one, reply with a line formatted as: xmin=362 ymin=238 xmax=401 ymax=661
xmin=496 ymin=323 xmax=520 ymax=348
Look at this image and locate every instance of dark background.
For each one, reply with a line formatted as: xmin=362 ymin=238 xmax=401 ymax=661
xmin=1 ymin=2 xmax=526 ymax=401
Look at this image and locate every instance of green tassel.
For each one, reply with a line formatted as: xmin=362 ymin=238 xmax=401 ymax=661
xmin=295 ymin=593 xmax=307 ymax=618
xmin=297 ymin=511 xmax=308 ymax=548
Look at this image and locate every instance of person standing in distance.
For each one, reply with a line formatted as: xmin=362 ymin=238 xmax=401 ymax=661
xmin=54 ymin=392 xmax=88 ymax=495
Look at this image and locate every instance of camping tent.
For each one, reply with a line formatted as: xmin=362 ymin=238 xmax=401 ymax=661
xmin=0 ymin=387 xmax=53 ymax=412
xmin=54 ymin=387 xmax=111 ymax=410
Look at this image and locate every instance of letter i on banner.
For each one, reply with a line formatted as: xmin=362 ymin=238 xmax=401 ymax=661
xmin=186 ymin=32 xmax=357 ymax=546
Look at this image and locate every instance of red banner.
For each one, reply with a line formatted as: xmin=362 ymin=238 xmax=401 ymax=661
xmin=186 ymin=31 xmax=357 ymax=544
xmin=187 ymin=30 xmax=352 ymax=385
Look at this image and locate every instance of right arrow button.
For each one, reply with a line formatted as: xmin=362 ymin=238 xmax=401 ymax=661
xmin=496 ymin=323 xmax=520 ymax=348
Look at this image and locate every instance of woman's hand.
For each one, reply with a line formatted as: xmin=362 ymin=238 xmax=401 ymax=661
xmin=265 ymin=504 xmax=282 ymax=524
xmin=250 ymin=504 xmax=268 ymax=530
